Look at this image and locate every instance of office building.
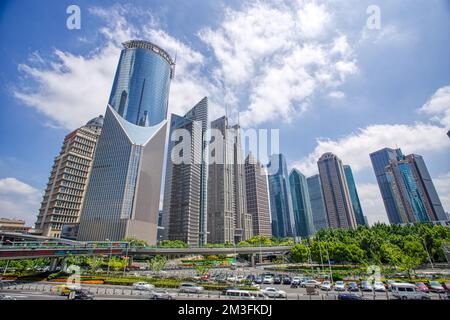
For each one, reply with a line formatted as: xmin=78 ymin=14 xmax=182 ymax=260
xmin=306 ymin=174 xmax=329 ymax=231
xmin=317 ymin=153 xmax=357 ymax=229
xmin=370 ymin=148 xmax=405 ymax=224
xmin=244 ymin=153 xmax=272 ymax=237
xmin=34 ymin=116 xmax=103 ymax=238
xmin=343 ymin=165 xmax=366 ymax=226
xmin=77 ymin=40 xmax=175 ymax=244
xmin=289 ymin=169 xmax=315 ymax=238
xmin=0 ymin=218 xmax=30 ymax=234
xmin=162 ymin=97 xmax=208 ymax=246
xmin=267 ymin=154 xmax=296 ymax=238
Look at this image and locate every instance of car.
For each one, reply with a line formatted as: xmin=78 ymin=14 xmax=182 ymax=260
xmin=263 ymin=275 xmax=274 ymax=284
xmin=236 ymin=275 xmax=245 ymax=283
xmin=149 ymin=289 xmax=175 ymax=300
xmin=51 ymin=284 xmax=75 ymax=296
xmin=70 ymin=289 xmax=94 ymax=300
xmin=262 ymin=287 xmax=287 ymax=298
xmin=179 ymin=283 xmax=204 ymax=294
xmin=334 ymin=281 xmax=346 ymax=291
xmin=415 ymin=282 xmax=429 ymax=293
xmin=227 ymin=275 xmax=238 ymax=282
xmin=282 ymin=276 xmax=292 ymax=285
xmin=320 ymin=281 xmax=332 ymax=291
xmin=224 ymin=290 xmax=256 ymax=300
xmin=373 ymin=281 xmax=386 ymax=292
xmin=0 ymin=294 xmax=16 ymax=300
xmin=428 ymin=281 xmax=445 ymax=293
xmin=391 ymin=283 xmax=430 ymax=300
xmin=304 ymin=279 xmax=321 ymax=288
xmin=200 ymin=274 xmax=209 ymax=281
xmin=273 ymin=275 xmax=282 ymax=284
xmin=443 ymin=283 xmax=450 ymax=291
xmin=132 ymin=282 xmax=155 ymax=291
xmin=360 ymin=281 xmax=373 ymax=292
xmin=291 ymin=277 xmax=301 ymax=288
xmin=348 ymin=282 xmax=359 ymax=292
xmin=338 ymin=293 xmax=363 ymax=300
xmin=246 ymin=274 xmax=255 ymax=282
xmin=255 ymin=276 xmax=263 ymax=284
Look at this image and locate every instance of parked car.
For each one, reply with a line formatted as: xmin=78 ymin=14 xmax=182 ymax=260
xmin=373 ymin=281 xmax=386 ymax=292
xmin=262 ymin=287 xmax=287 ymax=298
xmin=428 ymin=281 xmax=445 ymax=293
xmin=255 ymin=276 xmax=263 ymax=284
xmin=179 ymin=283 xmax=204 ymax=294
xmin=132 ymin=282 xmax=155 ymax=291
xmin=443 ymin=283 xmax=450 ymax=291
xmin=304 ymin=280 xmax=321 ymax=288
xmin=263 ymin=275 xmax=274 ymax=284
xmin=415 ymin=282 xmax=429 ymax=293
xmin=273 ymin=275 xmax=282 ymax=285
xmin=360 ymin=281 xmax=373 ymax=292
xmin=334 ymin=281 xmax=346 ymax=291
xmin=246 ymin=274 xmax=255 ymax=282
xmin=391 ymin=283 xmax=430 ymax=300
xmin=236 ymin=275 xmax=245 ymax=283
xmin=282 ymin=276 xmax=292 ymax=285
xmin=320 ymin=281 xmax=332 ymax=291
xmin=291 ymin=277 xmax=301 ymax=288
xmin=338 ymin=293 xmax=363 ymax=300
xmin=149 ymin=289 xmax=175 ymax=300
xmin=348 ymin=282 xmax=359 ymax=292
xmin=0 ymin=294 xmax=16 ymax=300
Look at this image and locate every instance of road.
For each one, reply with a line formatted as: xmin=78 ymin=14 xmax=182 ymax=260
xmin=1 ymin=281 xmax=447 ymax=300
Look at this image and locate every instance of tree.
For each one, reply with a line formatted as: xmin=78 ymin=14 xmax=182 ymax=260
xmin=86 ymin=256 xmax=103 ymax=274
xmin=160 ymin=240 xmax=189 ymax=248
xmin=106 ymin=257 xmax=128 ymax=272
xmin=149 ymin=255 xmax=167 ymax=272
xmin=195 ymin=265 xmax=211 ymax=276
xmin=290 ymin=243 xmax=310 ymax=263
xmin=122 ymin=237 xmax=148 ymax=247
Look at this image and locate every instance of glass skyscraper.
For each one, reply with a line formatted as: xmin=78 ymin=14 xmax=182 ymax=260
xmin=370 ymin=148 xmax=404 ymax=224
xmin=267 ymin=154 xmax=295 ymax=238
xmin=77 ymin=40 xmax=175 ymax=244
xmin=289 ymin=169 xmax=315 ymax=238
xmin=306 ymin=174 xmax=329 ymax=232
xmin=343 ymin=165 xmax=366 ymax=226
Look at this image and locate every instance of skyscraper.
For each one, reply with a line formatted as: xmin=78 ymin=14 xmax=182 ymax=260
xmin=267 ymin=154 xmax=296 ymax=238
xmin=385 ymin=158 xmax=429 ymax=223
xmin=245 ymin=153 xmax=272 ymax=237
xmin=306 ymin=174 xmax=329 ymax=231
xmin=162 ymin=97 xmax=208 ymax=246
xmin=343 ymin=165 xmax=366 ymax=226
xmin=207 ymin=116 xmax=251 ymax=243
xmin=77 ymin=40 xmax=175 ymax=244
xmin=370 ymin=148 xmax=404 ymax=224
xmin=317 ymin=153 xmax=357 ymax=229
xmin=35 ymin=116 xmax=103 ymax=238
xmin=405 ymin=154 xmax=447 ymax=221
xmin=289 ymin=169 xmax=315 ymax=238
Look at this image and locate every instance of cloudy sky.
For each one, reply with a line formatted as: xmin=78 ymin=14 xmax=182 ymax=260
xmin=0 ymin=0 xmax=449 ymax=226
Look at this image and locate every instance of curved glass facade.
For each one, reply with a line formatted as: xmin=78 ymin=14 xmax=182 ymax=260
xmin=109 ymin=41 xmax=174 ymax=126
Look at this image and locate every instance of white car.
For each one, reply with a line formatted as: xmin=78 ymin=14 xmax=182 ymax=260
xmin=263 ymin=276 xmax=274 ymax=284
xmin=373 ymin=281 xmax=386 ymax=292
xmin=236 ymin=275 xmax=245 ymax=283
xmin=132 ymin=282 xmax=155 ymax=291
xmin=291 ymin=277 xmax=301 ymax=286
xmin=227 ymin=275 xmax=238 ymax=282
xmin=149 ymin=289 xmax=175 ymax=300
xmin=320 ymin=281 xmax=332 ymax=291
xmin=334 ymin=281 xmax=346 ymax=291
xmin=391 ymin=283 xmax=430 ymax=300
xmin=179 ymin=283 xmax=204 ymax=294
xmin=304 ymin=279 xmax=321 ymax=288
xmin=262 ymin=287 xmax=287 ymax=298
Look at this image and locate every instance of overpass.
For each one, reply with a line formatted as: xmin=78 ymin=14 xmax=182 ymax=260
xmin=0 ymin=243 xmax=293 ymax=260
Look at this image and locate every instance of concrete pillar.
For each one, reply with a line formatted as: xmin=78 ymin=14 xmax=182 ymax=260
xmin=61 ymin=258 xmax=67 ymax=272
xmin=50 ymin=257 xmax=59 ymax=272
xmin=251 ymin=254 xmax=255 ymax=267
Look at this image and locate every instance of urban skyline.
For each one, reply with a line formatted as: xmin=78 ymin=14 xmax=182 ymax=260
xmin=1 ymin=1 xmax=449 ymax=230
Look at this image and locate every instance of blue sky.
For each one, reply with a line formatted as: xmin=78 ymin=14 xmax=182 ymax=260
xmin=0 ymin=0 xmax=449 ymax=226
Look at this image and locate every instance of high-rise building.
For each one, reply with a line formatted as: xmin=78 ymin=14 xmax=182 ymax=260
xmin=207 ymin=116 xmax=252 ymax=244
xmin=289 ymin=169 xmax=315 ymax=238
xmin=162 ymin=97 xmax=208 ymax=246
xmin=267 ymin=154 xmax=296 ymax=238
xmin=385 ymin=158 xmax=429 ymax=223
xmin=343 ymin=165 xmax=366 ymax=226
xmin=370 ymin=148 xmax=404 ymax=224
xmin=77 ymin=40 xmax=175 ymax=244
xmin=405 ymin=154 xmax=447 ymax=221
xmin=35 ymin=116 xmax=103 ymax=238
xmin=244 ymin=153 xmax=272 ymax=237
xmin=317 ymin=153 xmax=357 ymax=229
xmin=306 ymin=174 xmax=329 ymax=231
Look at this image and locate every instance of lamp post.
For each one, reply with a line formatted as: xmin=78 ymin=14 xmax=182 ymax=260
xmin=106 ymin=239 xmax=112 ymax=276
xmin=123 ymin=242 xmax=130 ymax=276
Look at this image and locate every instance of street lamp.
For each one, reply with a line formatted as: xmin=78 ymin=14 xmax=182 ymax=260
xmin=106 ymin=239 xmax=113 ymax=276
xmin=123 ymin=241 xmax=130 ymax=276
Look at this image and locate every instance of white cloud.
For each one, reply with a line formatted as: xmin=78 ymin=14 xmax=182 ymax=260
xmin=0 ymin=178 xmax=41 ymax=226
xmin=419 ymin=85 xmax=450 ymax=128
xmin=357 ymin=183 xmax=389 ymax=225
xmin=199 ymin=1 xmax=358 ymax=127
xmin=328 ymin=91 xmax=345 ymax=99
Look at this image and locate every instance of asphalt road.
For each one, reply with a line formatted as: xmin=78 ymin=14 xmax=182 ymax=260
xmin=1 ymin=281 xmax=447 ymax=300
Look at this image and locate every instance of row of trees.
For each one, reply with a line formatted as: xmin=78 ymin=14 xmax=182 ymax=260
xmin=289 ymin=223 xmax=450 ymax=276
